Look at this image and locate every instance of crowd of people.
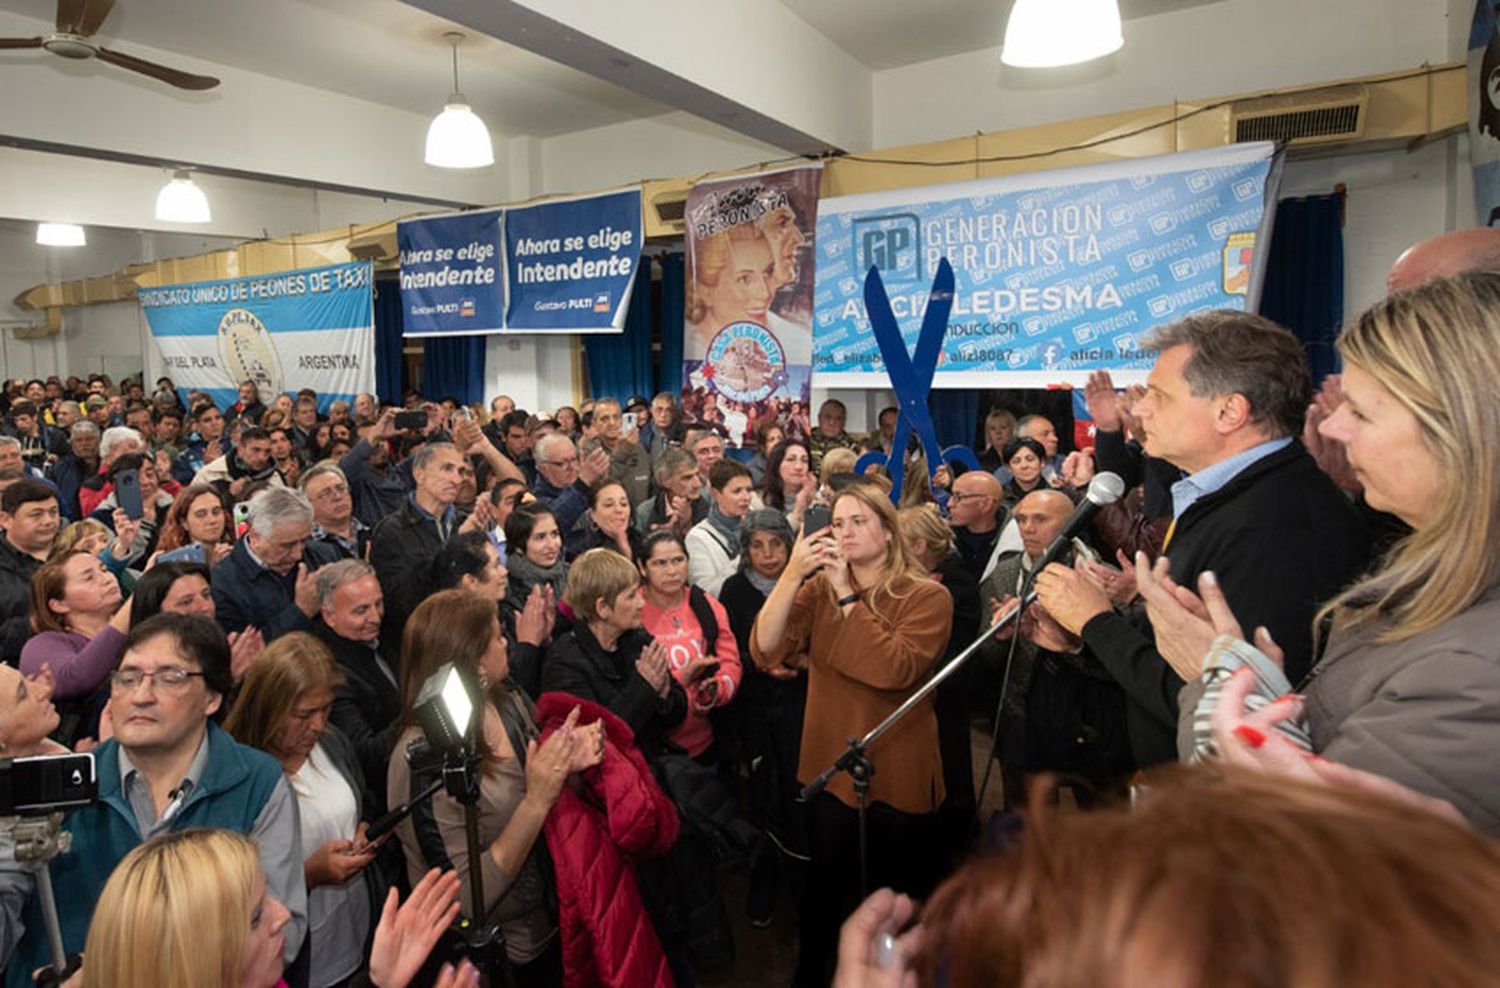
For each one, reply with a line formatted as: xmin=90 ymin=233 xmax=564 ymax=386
xmin=1 ymin=225 xmax=1499 ymax=987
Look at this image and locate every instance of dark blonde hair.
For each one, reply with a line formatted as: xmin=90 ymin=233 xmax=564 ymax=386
xmin=84 ymin=829 xmax=260 ymax=988
xmin=1317 ymin=272 xmax=1500 ymax=642
xmin=224 ymin=631 xmax=343 ymax=758
xmin=916 ymin=766 xmax=1500 ymax=988
xmin=829 ymin=483 xmax=927 ymax=603
xmin=564 ymin=547 xmax=640 ymax=622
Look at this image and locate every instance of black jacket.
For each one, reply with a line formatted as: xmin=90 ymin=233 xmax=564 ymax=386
xmin=316 ymin=620 xmax=402 ymax=813
xmin=368 ymin=497 xmax=465 ymax=648
xmin=0 ymin=536 xmax=42 ymax=664
xmin=210 ymin=538 xmax=341 ymax=641
xmin=541 ymin=624 xmax=687 ymax=757
xmin=1081 ymin=441 xmax=1370 ymax=767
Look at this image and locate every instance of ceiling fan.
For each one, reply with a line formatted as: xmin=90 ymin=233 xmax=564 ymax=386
xmin=0 ymin=0 xmax=219 ymax=90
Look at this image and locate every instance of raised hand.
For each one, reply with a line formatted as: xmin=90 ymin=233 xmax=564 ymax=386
xmin=524 ymin=707 xmax=581 ymax=804
xmin=293 ymin=563 xmax=320 ymax=617
xmin=515 ymin=585 xmax=549 ymax=646
xmin=227 ymin=626 xmax=265 ymax=684
xmin=1304 ymin=374 xmax=1361 ymax=494
xmin=368 ymin=868 xmax=465 ymax=988
xmin=579 ymin=446 xmax=611 ymax=486
xmin=1083 ymin=369 xmax=1123 ymax=431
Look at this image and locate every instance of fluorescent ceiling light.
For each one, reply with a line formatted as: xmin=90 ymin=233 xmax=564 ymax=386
xmin=1002 ymin=0 xmax=1124 ymax=68
xmin=425 ymin=32 xmax=493 ymax=169
xmin=155 ymin=170 xmax=212 ymax=223
xmin=36 ymin=222 xmax=86 ymax=247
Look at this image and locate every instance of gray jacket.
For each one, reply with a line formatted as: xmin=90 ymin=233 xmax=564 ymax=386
xmin=1179 ymin=585 xmax=1500 ymax=836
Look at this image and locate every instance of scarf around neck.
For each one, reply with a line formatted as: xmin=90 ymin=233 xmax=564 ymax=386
xmin=745 ymin=568 xmax=778 ymax=595
xmin=507 ymin=551 xmax=568 ymax=595
xmin=706 ymin=501 xmax=742 ymax=549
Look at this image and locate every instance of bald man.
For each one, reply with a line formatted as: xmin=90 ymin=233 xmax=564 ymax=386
xmin=948 ymin=469 xmax=1008 ymax=580
xmin=1386 ymin=227 xmax=1500 ymax=294
xmin=977 ymin=489 xmax=1128 ymax=807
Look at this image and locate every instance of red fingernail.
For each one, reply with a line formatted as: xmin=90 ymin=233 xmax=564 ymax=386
xmin=1274 ymin=694 xmax=1299 ymax=705
xmin=1232 ymin=725 xmax=1266 ymax=748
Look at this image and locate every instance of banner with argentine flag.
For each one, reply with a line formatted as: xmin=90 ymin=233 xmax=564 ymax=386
xmin=138 ymin=261 xmax=375 ymax=413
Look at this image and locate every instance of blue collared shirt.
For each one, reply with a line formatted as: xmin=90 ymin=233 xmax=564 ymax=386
xmin=1170 ymin=436 xmax=1293 ymax=519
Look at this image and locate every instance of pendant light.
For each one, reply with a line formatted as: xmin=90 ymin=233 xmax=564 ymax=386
xmin=425 ymin=31 xmax=494 ymax=169
xmin=1002 ymin=0 xmax=1123 ymax=68
xmin=155 ymin=170 xmax=212 ymax=223
xmin=36 ymin=222 xmax=86 ymax=247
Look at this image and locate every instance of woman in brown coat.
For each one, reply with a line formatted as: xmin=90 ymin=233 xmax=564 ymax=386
xmin=751 ymin=482 xmax=953 ymax=987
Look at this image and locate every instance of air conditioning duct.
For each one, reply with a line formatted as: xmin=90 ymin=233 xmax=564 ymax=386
xmin=1231 ymin=85 xmax=1368 ymax=147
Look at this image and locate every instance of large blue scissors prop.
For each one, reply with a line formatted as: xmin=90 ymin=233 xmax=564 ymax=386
xmin=854 ymin=258 xmax=980 ymax=502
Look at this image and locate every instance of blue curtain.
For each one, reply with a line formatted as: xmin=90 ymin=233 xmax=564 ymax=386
xmin=584 ymin=263 xmax=655 ymax=402
xmin=928 ymin=390 xmax=981 ymax=451
xmin=658 ymin=253 xmax=685 ymax=395
xmin=1260 ymin=191 xmax=1345 ymax=385
xmin=423 ymin=335 xmax=486 ymax=404
xmin=372 ymin=279 xmax=405 ymax=405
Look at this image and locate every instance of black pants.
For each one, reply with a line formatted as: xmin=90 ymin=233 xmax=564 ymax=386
xmin=793 ymin=793 xmax=941 ymax=987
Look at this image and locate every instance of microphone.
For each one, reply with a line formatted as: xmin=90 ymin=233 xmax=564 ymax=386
xmin=1026 ymin=472 xmax=1126 ymax=579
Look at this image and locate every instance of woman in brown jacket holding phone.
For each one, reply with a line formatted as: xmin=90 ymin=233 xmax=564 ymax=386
xmin=751 ymin=481 xmax=953 ymax=987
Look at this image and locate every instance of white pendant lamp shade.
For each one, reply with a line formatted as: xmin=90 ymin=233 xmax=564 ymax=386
xmin=155 ymin=170 xmax=212 ymax=223
xmin=425 ymin=95 xmax=494 ymax=168
xmin=1002 ymin=0 xmax=1123 ymax=68
xmin=36 ymin=222 xmax=86 ymax=247
xmin=425 ymin=32 xmax=493 ymax=169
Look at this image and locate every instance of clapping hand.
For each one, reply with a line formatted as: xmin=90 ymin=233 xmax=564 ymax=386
xmin=515 ymin=585 xmax=550 ymax=646
xmin=635 ymin=639 xmax=672 ymax=697
xmin=227 ymin=626 xmax=265 ymax=684
xmin=368 ymin=868 xmax=473 ymax=988
xmin=567 ymin=720 xmax=606 ymax=773
xmin=458 ymin=497 xmax=495 ymax=535
xmin=1132 ymin=552 xmax=1281 ymax=681
xmin=1032 ymin=562 xmax=1112 ymax=635
xmin=525 ymin=707 xmax=581 ymax=805
xmin=1060 ymin=449 xmax=1096 ymax=489
xmin=1303 ymin=374 xmax=1361 ymax=494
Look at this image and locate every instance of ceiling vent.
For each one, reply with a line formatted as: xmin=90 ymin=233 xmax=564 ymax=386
xmin=643 ymin=180 xmax=691 ymax=238
xmin=1231 ymin=85 xmax=1368 ymax=147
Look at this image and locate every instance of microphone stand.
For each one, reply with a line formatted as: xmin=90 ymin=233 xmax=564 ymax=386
xmin=799 ymin=588 xmax=1036 ymax=895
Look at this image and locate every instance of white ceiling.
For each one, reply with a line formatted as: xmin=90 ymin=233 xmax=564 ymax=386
xmin=0 ymin=0 xmax=1230 ymax=141
xmin=0 ymin=0 xmax=670 ymax=138
xmin=780 ymin=0 xmax=1226 ymax=71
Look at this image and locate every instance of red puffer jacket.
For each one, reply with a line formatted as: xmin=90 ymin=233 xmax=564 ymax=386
xmin=536 ymin=692 xmax=680 ymax=988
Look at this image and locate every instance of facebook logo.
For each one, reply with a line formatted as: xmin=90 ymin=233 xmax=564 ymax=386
xmin=853 ymin=213 xmax=922 ymax=282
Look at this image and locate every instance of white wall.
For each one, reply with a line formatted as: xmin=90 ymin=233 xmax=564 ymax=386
xmin=0 ymin=223 xmax=242 ymax=380
xmin=539 ymin=111 xmax=786 ymax=195
xmin=1282 ymin=136 xmax=1468 ymax=319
